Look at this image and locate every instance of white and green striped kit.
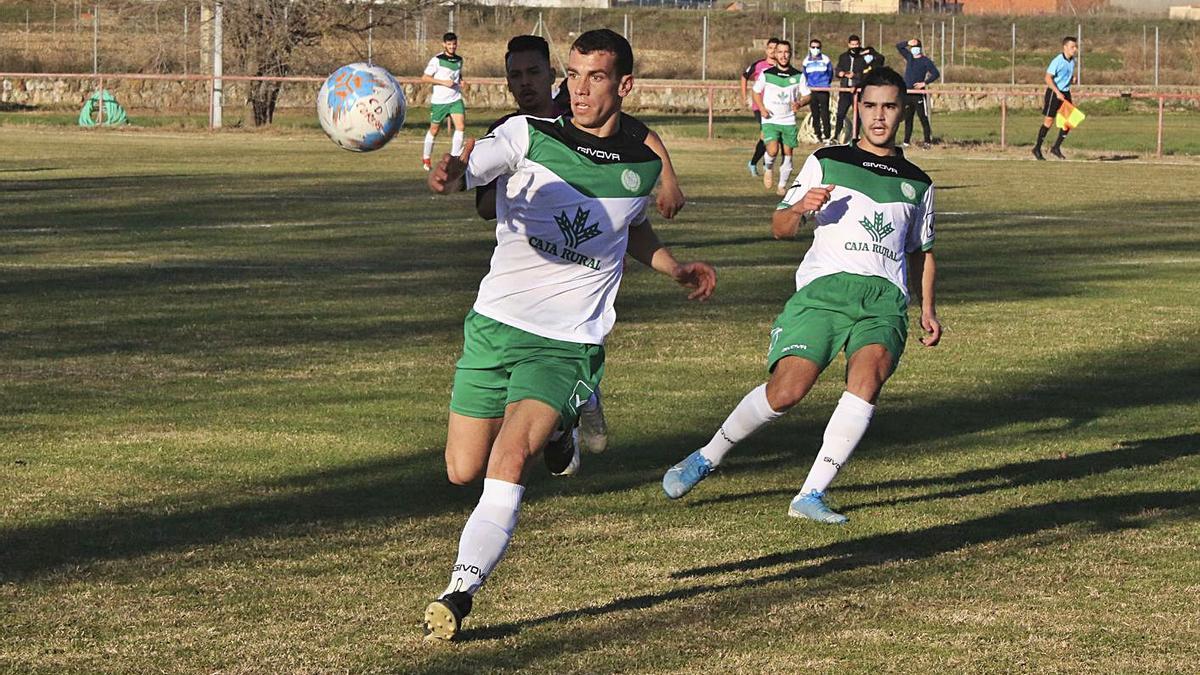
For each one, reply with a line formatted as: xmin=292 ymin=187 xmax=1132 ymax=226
xmin=753 ymin=65 xmax=811 ymax=127
xmin=778 ymin=144 xmax=935 ymax=299
xmin=423 ymin=52 xmax=463 ymax=105
xmin=464 ymin=115 xmax=662 ymax=345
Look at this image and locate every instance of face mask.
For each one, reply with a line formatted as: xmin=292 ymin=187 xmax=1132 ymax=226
xmin=810 ymin=47 xmax=821 ymax=57
xmin=911 ymin=46 xmax=922 ymax=57
xmin=864 ymin=53 xmax=874 ymax=64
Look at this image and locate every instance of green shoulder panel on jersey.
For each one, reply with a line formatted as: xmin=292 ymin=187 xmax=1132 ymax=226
xmin=437 ymin=54 xmax=463 ymax=70
xmin=526 ymin=117 xmax=661 ymax=199
xmin=764 ymin=69 xmax=805 ymax=88
xmin=814 ymin=144 xmax=931 ymax=206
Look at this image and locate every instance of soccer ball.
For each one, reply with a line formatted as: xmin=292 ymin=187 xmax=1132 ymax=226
xmin=317 ymin=63 xmax=406 ymax=152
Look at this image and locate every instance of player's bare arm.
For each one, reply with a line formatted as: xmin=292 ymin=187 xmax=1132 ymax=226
xmin=909 ymin=250 xmax=941 ymax=346
xmin=428 ymin=138 xmax=475 ymax=193
xmin=772 ymin=184 xmax=834 ymax=239
xmin=753 ymin=90 xmax=769 ymax=119
xmin=644 ymin=130 xmax=685 ymax=220
xmin=1044 ymin=71 xmax=1065 ymax=100
xmin=626 ymin=221 xmax=716 ymax=301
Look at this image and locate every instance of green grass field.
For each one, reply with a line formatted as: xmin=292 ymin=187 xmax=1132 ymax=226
xmin=2 ymin=124 xmax=1199 ymax=673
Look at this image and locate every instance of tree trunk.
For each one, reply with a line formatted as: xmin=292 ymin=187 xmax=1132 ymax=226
xmin=250 ymin=79 xmax=281 ymax=126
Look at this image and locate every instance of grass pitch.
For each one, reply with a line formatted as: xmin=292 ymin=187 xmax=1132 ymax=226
xmin=1 ymin=124 xmax=1199 ymax=674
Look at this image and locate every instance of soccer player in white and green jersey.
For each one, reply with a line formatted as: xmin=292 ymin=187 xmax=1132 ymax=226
xmin=752 ymin=40 xmax=812 ymax=196
xmin=663 ymin=67 xmax=942 ymax=524
xmin=421 ymin=32 xmax=466 ymax=172
xmin=422 ymin=29 xmax=717 ymax=641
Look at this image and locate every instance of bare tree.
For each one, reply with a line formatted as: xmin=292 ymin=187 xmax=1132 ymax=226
xmin=221 ymin=0 xmax=420 ymax=126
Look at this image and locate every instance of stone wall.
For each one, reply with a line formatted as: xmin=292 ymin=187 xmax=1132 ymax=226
xmin=3 ymin=76 xmax=1197 ymax=115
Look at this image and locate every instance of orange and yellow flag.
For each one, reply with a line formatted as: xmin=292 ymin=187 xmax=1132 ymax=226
xmin=1056 ymin=100 xmax=1086 ymax=131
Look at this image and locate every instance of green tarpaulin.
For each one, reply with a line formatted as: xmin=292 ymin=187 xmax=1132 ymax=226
xmin=78 ymin=89 xmax=128 ymax=127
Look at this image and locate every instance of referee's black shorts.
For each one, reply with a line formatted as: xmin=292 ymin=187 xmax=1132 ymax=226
xmin=1042 ymin=88 xmax=1073 ymax=117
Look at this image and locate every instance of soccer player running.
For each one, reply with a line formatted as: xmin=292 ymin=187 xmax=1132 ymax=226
xmin=421 ymin=32 xmax=466 ymax=172
xmin=741 ymin=37 xmax=780 ymax=177
xmin=662 ymin=67 xmax=941 ymax=525
xmin=895 ymin=38 xmax=939 ymax=148
xmin=1033 ymin=36 xmax=1079 ymax=161
xmin=474 ymin=34 xmax=688 ymax=454
xmin=423 ymin=29 xmax=717 ymax=640
xmin=833 ymin=35 xmax=885 ymax=143
xmin=802 ymin=39 xmax=835 ymax=144
xmin=752 ymin=40 xmax=812 ymax=196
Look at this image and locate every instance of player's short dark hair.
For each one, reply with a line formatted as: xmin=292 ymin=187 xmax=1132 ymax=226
xmin=443 ymin=32 xmax=457 ymax=42
xmin=776 ymin=40 xmax=792 ymax=51
xmin=505 ymin=35 xmax=550 ymax=65
xmin=860 ymin=66 xmax=907 ymax=97
xmin=1063 ymin=36 xmax=1078 ymax=45
xmin=767 ymin=37 xmax=780 ymax=45
xmin=848 ymin=34 xmax=861 ymax=43
xmin=571 ymin=29 xmax=634 ymax=77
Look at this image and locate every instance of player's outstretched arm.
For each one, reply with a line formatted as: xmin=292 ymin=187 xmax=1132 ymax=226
xmin=644 ymin=130 xmax=685 ymax=220
xmin=428 ymin=138 xmax=475 ymax=194
xmin=772 ymin=184 xmax=834 ymax=239
xmin=627 ymin=221 xmax=716 ymax=301
xmin=909 ymin=250 xmax=941 ymax=347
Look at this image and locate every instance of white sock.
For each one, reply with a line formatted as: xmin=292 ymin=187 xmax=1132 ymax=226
xmin=422 ymin=131 xmax=435 ymax=160
xmin=698 ymin=384 xmax=784 ymax=467
xmin=763 ymin=154 xmax=776 ymax=169
xmin=450 ymin=130 xmax=464 ymax=156
xmin=442 ymin=478 xmax=524 ymax=597
xmin=799 ymin=391 xmax=874 ymax=495
xmin=778 ymin=156 xmax=793 ymax=189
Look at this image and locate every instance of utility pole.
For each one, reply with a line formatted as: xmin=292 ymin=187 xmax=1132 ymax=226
xmin=211 ymin=0 xmax=223 ymax=130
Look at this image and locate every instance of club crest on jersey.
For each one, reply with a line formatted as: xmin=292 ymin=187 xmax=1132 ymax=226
xmin=620 ymin=169 xmax=642 ymax=193
xmin=901 ymin=182 xmax=917 ymax=200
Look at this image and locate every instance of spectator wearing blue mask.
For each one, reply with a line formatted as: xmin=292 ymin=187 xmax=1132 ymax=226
xmin=802 ymin=39 xmax=835 ymax=144
xmin=896 ymin=38 xmax=940 ymax=147
xmin=1034 ymin=36 xmax=1079 ymax=160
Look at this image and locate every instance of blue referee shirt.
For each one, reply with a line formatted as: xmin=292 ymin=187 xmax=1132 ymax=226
xmin=1047 ymin=54 xmax=1075 ymax=92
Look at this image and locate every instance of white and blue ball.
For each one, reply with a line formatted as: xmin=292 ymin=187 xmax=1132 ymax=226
xmin=317 ymin=63 xmax=405 ymax=152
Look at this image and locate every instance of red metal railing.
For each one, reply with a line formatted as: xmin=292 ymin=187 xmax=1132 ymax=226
xmin=2 ymin=72 xmax=1197 ymax=157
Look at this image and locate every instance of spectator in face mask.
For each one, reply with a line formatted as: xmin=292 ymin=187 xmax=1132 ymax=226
xmin=833 ymin=35 xmax=885 ymax=143
xmin=802 ymin=39 xmax=834 ymax=144
xmin=895 ymin=38 xmax=939 ymax=147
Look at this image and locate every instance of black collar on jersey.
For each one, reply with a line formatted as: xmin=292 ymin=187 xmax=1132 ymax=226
xmin=816 ymin=142 xmax=932 ymax=184
xmin=765 ymin=64 xmax=802 ymax=77
xmin=527 ymin=116 xmax=659 ymax=165
xmin=437 ymin=53 xmax=463 ymax=62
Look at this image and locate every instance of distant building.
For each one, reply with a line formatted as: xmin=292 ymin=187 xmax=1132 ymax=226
xmin=471 ymin=0 xmax=611 ymax=6
xmin=1168 ymin=4 xmax=1200 ymax=19
xmin=805 ymin=0 xmax=901 ymax=13
xmin=1111 ymin=0 xmax=1188 ymax=15
xmin=961 ymin=0 xmax=1106 ymax=13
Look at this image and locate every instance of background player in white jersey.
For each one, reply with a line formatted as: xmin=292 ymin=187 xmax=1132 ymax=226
xmin=421 ymin=32 xmax=466 ymax=172
xmin=422 ymin=29 xmax=717 ymax=641
xmin=752 ymin=41 xmax=812 ymax=196
xmin=474 ymin=34 xmax=689 ymax=455
xmin=662 ymin=67 xmax=941 ymax=525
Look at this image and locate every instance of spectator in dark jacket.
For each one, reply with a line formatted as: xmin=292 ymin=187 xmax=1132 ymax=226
xmin=832 ymin=34 xmax=885 ymax=142
xmin=896 ymin=38 xmax=940 ymax=146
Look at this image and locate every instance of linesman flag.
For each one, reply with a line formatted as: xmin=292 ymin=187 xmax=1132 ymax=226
xmin=1056 ymin=100 xmax=1086 ymax=131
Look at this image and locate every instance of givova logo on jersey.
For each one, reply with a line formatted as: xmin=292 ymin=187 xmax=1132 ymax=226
xmin=526 ymin=207 xmax=603 ymax=270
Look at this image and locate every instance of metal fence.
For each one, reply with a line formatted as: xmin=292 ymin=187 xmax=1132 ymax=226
xmin=3 ymin=71 xmax=1197 ymax=158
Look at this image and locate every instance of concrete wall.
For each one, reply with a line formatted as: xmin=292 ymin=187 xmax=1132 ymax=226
xmin=3 ymin=76 xmax=1196 ymax=115
xmin=1111 ymin=0 xmax=1180 ymax=15
xmin=962 ymin=0 xmax=1107 ymax=14
xmin=806 ymin=0 xmax=901 ymax=12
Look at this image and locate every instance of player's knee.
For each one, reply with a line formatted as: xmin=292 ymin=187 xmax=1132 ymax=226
xmin=445 ymin=457 xmax=483 ymax=486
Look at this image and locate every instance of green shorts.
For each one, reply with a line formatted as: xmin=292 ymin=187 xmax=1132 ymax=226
xmin=430 ymin=99 xmax=466 ymax=123
xmin=450 ymin=310 xmax=604 ymax=425
xmin=761 ymin=122 xmax=799 ymax=148
xmin=766 ymin=273 xmax=908 ymax=373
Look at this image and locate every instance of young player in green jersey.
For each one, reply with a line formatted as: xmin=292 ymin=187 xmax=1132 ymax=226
xmin=474 ymin=35 xmax=689 ymax=457
xmin=422 ymin=32 xmax=466 ymax=172
xmin=752 ymin=40 xmax=813 ymax=196
xmin=662 ymin=67 xmax=942 ymax=524
xmin=422 ymin=29 xmax=717 ymax=641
